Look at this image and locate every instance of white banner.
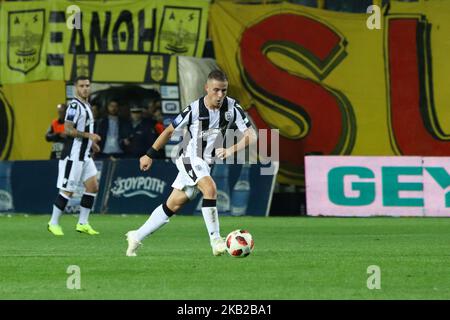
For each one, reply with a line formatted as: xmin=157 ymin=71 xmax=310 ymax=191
xmin=305 ymin=156 xmax=450 ymax=217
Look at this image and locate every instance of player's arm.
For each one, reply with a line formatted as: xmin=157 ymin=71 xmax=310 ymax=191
xmin=64 ymin=121 xmax=101 ymax=143
xmin=140 ymin=106 xmax=191 ymax=171
xmin=139 ymin=124 xmax=175 ymax=171
xmin=231 ymin=127 xmax=257 ymax=154
xmin=217 ymin=103 xmax=257 ymax=159
xmin=216 ymin=127 xmax=257 ymax=159
xmin=149 ymin=123 xmax=175 ymax=153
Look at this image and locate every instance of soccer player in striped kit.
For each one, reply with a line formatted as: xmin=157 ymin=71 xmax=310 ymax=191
xmin=126 ymin=70 xmax=257 ymax=256
xmin=48 ymin=76 xmax=102 ymax=236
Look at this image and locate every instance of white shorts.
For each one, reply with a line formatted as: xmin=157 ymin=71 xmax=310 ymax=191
xmin=171 ymin=156 xmax=211 ymax=200
xmin=57 ymin=157 xmax=98 ymax=192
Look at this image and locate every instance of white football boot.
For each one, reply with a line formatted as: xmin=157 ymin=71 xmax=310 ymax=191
xmin=125 ymin=230 xmax=142 ymax=257
xmin=211 ymin=237 xmax=227 ymax=256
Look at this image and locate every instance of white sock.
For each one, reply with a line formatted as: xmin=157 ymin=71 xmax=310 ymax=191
xmin=78 ymin=206 xmax=90 ymax=225
xmin=50 ymin=206 xmax=63 ymax=225
xmin=136 ymin=204 xmax=170 ymax=241
xmin=50 ymin=193 xmax=70 ymax=225
xmin=201 ymin=206 xmax=220 ymax=240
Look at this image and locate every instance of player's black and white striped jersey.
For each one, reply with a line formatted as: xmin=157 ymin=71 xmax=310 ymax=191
xmin=61 ymin=97 xmax=94 ymax=161
xmin=172 ymin=96 xmax=252 ymax=164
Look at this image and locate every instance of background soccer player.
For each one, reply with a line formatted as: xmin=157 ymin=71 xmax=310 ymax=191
xmin=48 ymin=76 xmax=102 ymax=236
xmin=126 ymin=70 xmax=257 ymax=257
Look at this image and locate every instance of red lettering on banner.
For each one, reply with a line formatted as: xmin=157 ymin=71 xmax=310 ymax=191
xmin=239 ymin=13 xmax=355 ymax=173
xmin=387 ymin=18 xmax=450 ymax=155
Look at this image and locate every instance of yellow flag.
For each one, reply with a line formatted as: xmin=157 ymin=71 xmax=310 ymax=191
xmin=210 ymin=0 xmax=450 ymax=185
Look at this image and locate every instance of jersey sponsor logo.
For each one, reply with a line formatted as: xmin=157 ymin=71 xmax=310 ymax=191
xmin=199 ymin=128 xmax=221 ymax=139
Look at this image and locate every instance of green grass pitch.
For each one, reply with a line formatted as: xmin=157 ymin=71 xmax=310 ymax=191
xmin=1 ymin=214 xmax=450 ymax=299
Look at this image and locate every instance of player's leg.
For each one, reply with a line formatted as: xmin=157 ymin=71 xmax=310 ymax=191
xmin=126 ymin=188 xmax=189 ymax=257
xmin=137 ymin=188 xmax=188 ymax=240
xmin=48 ymin=190 xmax=73 ymax=236
xmin=75 ymin=175 xmax=99 ymax=235
xmin=76 ymin=158 xmax=100 ymax=235
xmin=48 ymin=158 xmax=76 ymax=236
xmin=176 ymin=156 xmax=226 ymax=255
xmin=197 ymin=175 xmax=227 ymax=256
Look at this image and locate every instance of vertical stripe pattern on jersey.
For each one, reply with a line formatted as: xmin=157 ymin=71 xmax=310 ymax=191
xmin=197 ymin=97 xmax=209 ymax=158
xmin=62 ymin=160 xmax=73 ymax=188
xmin=78 ymin=103 xmax=90 ymax=161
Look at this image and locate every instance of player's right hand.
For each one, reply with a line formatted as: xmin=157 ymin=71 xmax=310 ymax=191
xmin=89 ymin=133 xmax=101 ymax=143
xmin=140 ymin=155 xmax=153 ymax=171
xmin=91 ymin=142 xmax=101 ymax=153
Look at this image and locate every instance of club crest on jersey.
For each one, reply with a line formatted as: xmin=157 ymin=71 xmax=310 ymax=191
xmin=225 ymin=111 xmax=232 ymax=121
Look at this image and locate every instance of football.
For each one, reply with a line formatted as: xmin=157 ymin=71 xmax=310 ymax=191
xmin=226 ymin=229 xmax=254 ymax=258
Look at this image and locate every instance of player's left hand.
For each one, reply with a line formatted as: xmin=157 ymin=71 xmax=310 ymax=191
xmin=216 ymin=148 xmax=232 ymax=159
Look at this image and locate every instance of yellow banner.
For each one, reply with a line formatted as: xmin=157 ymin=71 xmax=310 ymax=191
xmin=210 ymin=1 xmax=450 ymax=185
xmin=1 ymin=81 xmax=66 ymax=160
xmin=0 ymin=0 xmax=209 ymax=84
xmin=0 ymin=86 xmax=14 ymax=160
xmin=0 ymin=1 xmax=52 ymax=84
xmin=65 ymin=52 xmax=179 ymax=84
